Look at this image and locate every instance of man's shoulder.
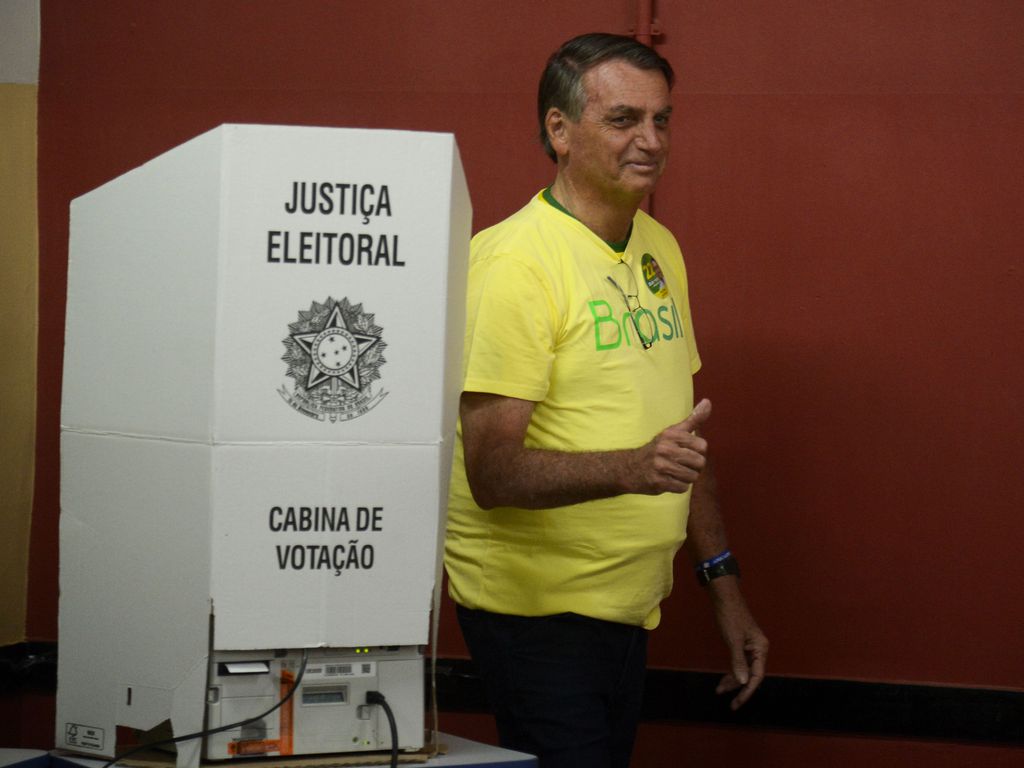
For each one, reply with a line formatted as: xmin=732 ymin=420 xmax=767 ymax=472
xmin=633 ymin=207 xmax=680 ymax=248
xmin=471 ymin=191 xmax=574 ymax=257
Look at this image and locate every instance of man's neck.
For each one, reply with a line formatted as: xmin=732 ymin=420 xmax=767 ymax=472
xmin=548 ymin=176 xmax=642 ymax=243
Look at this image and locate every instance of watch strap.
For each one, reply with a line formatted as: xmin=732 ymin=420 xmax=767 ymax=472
xmin=696 ymin=554 xmax=740 ymax=586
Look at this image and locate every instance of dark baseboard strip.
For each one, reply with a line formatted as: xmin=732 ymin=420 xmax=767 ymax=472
xmin=640 ymin=667 xmax=1024 ymax=744
xmin=434 ymin=657 xmax=1024 ymax=746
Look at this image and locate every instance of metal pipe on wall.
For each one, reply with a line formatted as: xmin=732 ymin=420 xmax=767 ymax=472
xmin=633 ymin=0 xmax=658 ymax=46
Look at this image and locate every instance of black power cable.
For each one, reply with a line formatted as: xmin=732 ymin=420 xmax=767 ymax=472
xmin=100 ymin=649 xmax=309 ymax=768
xmin=365 ymin=690 xmax=399 ymax=768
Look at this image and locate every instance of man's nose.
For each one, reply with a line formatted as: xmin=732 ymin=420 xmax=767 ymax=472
xmin=634 ymin=120 xmax=664 ymax=151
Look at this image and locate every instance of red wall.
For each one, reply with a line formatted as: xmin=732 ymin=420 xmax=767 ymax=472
xmin=32 ymin=0 xmax=1023 ymax=739
xmin=648 ymin=1 xmax=1024 ymax=686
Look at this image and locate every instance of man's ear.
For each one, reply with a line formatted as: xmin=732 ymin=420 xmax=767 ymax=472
xmin=545 ymin=107 xmax=571 ymax=159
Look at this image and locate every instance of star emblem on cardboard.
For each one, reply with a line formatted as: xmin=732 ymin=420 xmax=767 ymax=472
xmin=292 ymin=304 xmax=380 ymax=390
xmin=280 ymin=297 xmax=388 ymax=422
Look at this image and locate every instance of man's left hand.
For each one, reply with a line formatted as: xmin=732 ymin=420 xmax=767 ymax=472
xmin=708 ymin=577 xmax=769 ymax=710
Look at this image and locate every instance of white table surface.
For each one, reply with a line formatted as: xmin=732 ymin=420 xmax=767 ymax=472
xmin=30 ymin=734 xmax=535 ymax=768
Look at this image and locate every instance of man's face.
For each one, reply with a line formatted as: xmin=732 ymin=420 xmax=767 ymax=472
xmin=559 ymin=59 xmax=672 ymax=203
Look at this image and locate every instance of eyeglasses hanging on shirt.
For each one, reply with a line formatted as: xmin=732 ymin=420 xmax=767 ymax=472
xmin=607 ymin=259 xmax=655 ymax=350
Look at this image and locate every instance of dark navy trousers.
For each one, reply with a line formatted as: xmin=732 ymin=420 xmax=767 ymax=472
xmin=457 ymin=606 xmax=648 ymax=768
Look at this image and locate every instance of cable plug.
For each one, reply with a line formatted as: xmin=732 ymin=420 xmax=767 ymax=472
xmin=366 ymin=690 xmax=387 ymax=706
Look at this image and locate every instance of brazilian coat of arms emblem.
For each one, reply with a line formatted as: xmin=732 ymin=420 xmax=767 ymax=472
xmin=279 ymin=297 xmax=388 ymax=422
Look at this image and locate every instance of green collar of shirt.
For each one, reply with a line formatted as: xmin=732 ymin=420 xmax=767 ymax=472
xmin=542 ymin=187 xmax=631 ymax=254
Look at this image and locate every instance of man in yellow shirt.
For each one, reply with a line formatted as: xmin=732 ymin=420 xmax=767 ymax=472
xmin=446 ymin=32 xmax=768 ymax=768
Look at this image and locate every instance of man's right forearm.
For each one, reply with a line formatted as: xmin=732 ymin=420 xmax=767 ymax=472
xmin=460 ymin=392 xmax=712 ymax=510
xmin=468 ymin=442 xmax=641 ymax=510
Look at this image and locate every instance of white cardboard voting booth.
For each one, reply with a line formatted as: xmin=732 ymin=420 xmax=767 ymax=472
xmin=57 ymin=125 xmax=470 ymax=767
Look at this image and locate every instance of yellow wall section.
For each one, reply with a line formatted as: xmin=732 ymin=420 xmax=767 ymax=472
xmin=0 ymin=83 xmax=38 ymax=645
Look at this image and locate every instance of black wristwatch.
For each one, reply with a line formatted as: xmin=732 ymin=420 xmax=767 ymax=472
xmin=695 ymin=554 xmax=741 ymax=586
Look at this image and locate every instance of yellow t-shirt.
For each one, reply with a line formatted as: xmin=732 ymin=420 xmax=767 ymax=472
xmin=445 ymin=191 xmax=701 ymax=629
